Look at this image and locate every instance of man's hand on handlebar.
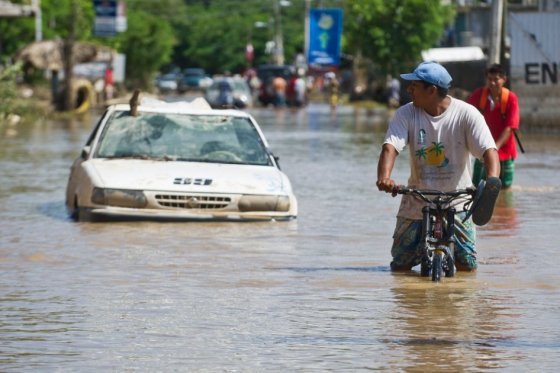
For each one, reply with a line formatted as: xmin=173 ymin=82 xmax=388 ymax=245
xmin=376 ymin=178 xmax=396 ymax=194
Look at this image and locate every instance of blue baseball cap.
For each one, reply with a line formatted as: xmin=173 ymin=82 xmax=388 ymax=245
xmin=400 ymin=61 xmax=452 ymax=89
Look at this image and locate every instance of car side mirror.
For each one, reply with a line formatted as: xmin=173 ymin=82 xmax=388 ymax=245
xmin=81 ymin=145 xmax=91 ymax=159
xmin=269 ymin=151 xmax=281 ymax=170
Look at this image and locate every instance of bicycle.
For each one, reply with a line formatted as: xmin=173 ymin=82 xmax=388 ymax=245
xmin=391 ymin=177 xmax=501 ymax=282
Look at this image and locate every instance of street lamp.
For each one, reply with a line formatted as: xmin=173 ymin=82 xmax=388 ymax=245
xmin=272 ymin=0 xmax=291 ymax=66
xmin=254 ymin=21 xmax=268 ymax=29
xmin=248 ymin=21 xmax=268 ymax=65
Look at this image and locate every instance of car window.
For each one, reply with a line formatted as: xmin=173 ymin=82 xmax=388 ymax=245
xmin=94 ymin=111 xmax=271 ymax=165
xmin=233 ymin=80 xmax=249 ymax=91
xmin=84 ymin=109 xmax=110 ymax=147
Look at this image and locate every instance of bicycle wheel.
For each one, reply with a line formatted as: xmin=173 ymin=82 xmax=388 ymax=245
xmin=420 ymin=255 xmax=431 ymax=277
xmin=432 ymin=253 xmax=443 ymax=282
xmin=445 ymin=255 xmax=455 ymax=277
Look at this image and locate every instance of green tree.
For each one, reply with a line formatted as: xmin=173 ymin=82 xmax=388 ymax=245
xmin=99 ymin=0 xmax=180 ymax=89
xmin=41 ymin=0 xmax=94 ymax=40
xmin=180 ymin=2 xmax=261 ymax=73
xmin=175 ymin=0 xmax=306 ymax=74
xmin=0 ymin=0 xmax=94 ymax=67
xmin=2 ymin=0 xmax=457 ymax=98
xmin=344 ymin=0 xmax=455 ymax=76
xmin=0 ymin=62 xmax=23 ymax=117
xmin=0 ymin=0 xmax=34 ymax=64
xmin=109 ymin=9 xmax=175 ymax=89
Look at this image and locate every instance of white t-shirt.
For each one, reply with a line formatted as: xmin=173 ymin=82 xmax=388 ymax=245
xmin=383 ymin=97 xmax=496 ymax=220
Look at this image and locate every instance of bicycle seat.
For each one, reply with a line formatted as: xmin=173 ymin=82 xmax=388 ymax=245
xmin=465 ymin=177 xmax=502 ymax=226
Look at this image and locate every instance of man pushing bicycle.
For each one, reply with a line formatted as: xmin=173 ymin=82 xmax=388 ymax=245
xmin=376 ymin=62 xmax=501 ymax=272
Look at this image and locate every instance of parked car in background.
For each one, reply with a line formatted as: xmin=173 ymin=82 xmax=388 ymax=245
xmin=155 ymin=73 xmax=179 ymax=93
xmin=204 ymin=76 xmax=253 ymax=109
xmin=256 ymin=64 xmax=294 ymax=106
xmin=65 ymin=97 xmax=297 ymax=221
xmin=178 ymin=68 xmax=212 ymax=92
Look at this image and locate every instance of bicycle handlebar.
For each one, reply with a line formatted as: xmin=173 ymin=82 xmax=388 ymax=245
xmin=392 ymin=185 xmax=476 ymax=205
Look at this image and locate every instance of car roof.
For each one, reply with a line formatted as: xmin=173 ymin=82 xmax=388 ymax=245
xmin=183 ymin=68 xmax=205 ymax=74
xmin=109 ymin=97 xmax=252 ymax=117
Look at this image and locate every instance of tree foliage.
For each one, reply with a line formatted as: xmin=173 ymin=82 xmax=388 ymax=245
xmin=0 ymin=0 xmax=175 ymax=89
xmin=0 ymin=0 xmax=93 ymax=65
xmin=112 ymin=0 xmax=183 ymax=86
xmin=41 ymin=0 xmax=94 ymax=40
xmin=0 ymin=62 xmax=23 ymax=117
xmin=343 ymin=0 xmax=455 ymax=76
xmin=173 ymin=0 xmax=306 ymax=74
xmin=0 ymin=1 xmax=34 ymax=63
xmin=109 ymin=9 xmax=175 ymax=89
xmin=1 ymin=0 xmax=456 ymax=92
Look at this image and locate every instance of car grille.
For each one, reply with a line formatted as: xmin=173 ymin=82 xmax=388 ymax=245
xmin=155 ymin=194 xmax=232 ymax=209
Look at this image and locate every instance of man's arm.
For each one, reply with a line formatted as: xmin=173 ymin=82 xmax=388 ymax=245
xmin=497 ymin=91 xmax=520 ymax=150
xmin=495 ymin=127 xmax=512 ymax=150
xmin=482 ymin=148 xmax=500 ymax=178
xmin=376 ymin=143 xmax=398 ymax=193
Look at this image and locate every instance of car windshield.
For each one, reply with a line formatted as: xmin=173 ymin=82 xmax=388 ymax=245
xmin=94 ymin=111 xmax=272 ymax=165
xmin=257 ymin=66 xmax=292 ymax=82
xmin=160 ymin=74 xmax=176 ymax=80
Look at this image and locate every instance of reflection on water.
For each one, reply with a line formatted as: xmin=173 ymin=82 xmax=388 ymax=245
xmin=1 ymin=105 xmax=560 ymax=371
xmin=480 ymin=190 xmax=520 ymax=237
xmin=0 ymin=290 xmax=86 ymax=367
xmin=386 ymin=273 xmax=517 ymax=371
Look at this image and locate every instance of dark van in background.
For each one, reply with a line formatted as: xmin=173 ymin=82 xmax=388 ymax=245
xmin=256 ymin=64 xmax=294 ymax=106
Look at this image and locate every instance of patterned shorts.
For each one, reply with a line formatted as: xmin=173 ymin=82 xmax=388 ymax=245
xmin=472 ymin=158 xmax=514 ymax=188
xmin=390 ymin=212 xmax=477 ymax=271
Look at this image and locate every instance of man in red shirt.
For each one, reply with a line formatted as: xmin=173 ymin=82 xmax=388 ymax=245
xmin=468 ymin=64 xmax=520 ymax=189
xmin=104 ymin=65 xmax=114 ymax=101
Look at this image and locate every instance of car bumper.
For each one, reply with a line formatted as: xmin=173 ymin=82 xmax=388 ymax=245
xmin=81 ymin=190 xmax=297 ymax=221
xmin=84 ymin=206 xmax=296 ymax=221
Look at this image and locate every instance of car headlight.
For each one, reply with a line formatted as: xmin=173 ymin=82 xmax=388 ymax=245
xmin=238 ymin=195 xmax=290 ymax=212
xmin=235 ymin=94 xmax=248 ymax=103
xmin=91 ymin=188 xmax=147 ymax=208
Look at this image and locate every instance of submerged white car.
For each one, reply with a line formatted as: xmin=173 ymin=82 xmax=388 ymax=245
xmin=65 ymin=98 xmax=297 ymax=221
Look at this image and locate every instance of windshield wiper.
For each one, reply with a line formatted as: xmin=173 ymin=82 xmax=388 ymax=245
xmin=190 ymin=158 xmax=247 ymax=165
xmin=102 ymin=154 xmax=177 ymax=161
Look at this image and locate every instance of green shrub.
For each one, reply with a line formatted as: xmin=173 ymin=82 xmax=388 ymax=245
xmin=0 ymin=62 xmax=21 ymax=118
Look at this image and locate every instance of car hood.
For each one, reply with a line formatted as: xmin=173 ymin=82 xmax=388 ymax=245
xmin=86 ymin=159 xmax=289 ymax=195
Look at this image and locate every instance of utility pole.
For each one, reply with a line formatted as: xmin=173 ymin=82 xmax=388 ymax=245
xmin=61 ymin=0 xmax=77 ymax=111
xmin=32 ymin=0 xmax=41 ymax=41
xmin=489 ymin=0 xmax=504 ymax=65
xmin=272 ymin=0 xmax=284 ymax=65
xmin=304 ymin=0 xmax=310 ymax=65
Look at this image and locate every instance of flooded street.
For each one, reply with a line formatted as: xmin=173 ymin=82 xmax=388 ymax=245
xmin=1 ymin=103 xmax=560 ymax=371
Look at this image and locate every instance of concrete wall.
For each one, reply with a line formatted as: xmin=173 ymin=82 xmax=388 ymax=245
xmin=509 ymin=12 xmax=560 ymax=130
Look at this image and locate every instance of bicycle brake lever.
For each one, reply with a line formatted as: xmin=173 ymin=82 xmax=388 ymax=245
xmin=391 ymin=185 xmax=403 ymax=197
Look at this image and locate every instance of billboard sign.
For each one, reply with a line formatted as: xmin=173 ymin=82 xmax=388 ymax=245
xmin=307 ymin=8 xmax=343 ymax=66
xmin=94 ymin=0 xmax=127 ymax=37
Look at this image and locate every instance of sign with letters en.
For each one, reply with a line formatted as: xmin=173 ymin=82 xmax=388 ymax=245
xmin=94 ymin=0 xmax=127 ymax=37
xmin=307 ymin=8 xmax=343 ymax=66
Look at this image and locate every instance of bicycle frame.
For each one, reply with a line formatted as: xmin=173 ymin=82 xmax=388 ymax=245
xmin=393 ymin=186 xmax=475 ymax=281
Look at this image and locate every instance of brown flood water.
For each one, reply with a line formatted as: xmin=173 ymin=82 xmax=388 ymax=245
xmin=1 ymin=103 xmax=559 ymax=371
